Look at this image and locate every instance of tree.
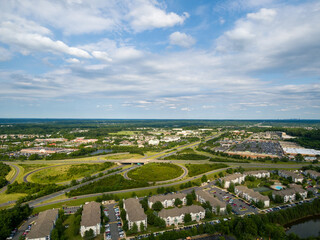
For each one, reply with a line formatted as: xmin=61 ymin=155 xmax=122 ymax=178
xmin=186 ymin=194 xmax=193 ymax=206
xmin=84 ymin=229 xmax=94 ymax=240
xmin=120 ymin=209 xmax=127 ymax=221
xmin=201 ymin=175 xmax=208 ymax=183
xmin=132 ymin=222 xmax=138 ymax=234
xmin=256 ymin=200 xmax=264 ymax=209
xmin=274 ymin=195 xmax=284 ymax=203
xmin=201 ymin=201 xmax=212 ymax=211
xmin=227 ymin=183 xmax=235 ymax=193
xmin=184 ymin=213 xmax=192 ymax=223
xmin=216 ymin=205 xmax=221 ymax=215
xmin=140 ymin=197 xmax=149 ymax=212
xmin=140 ymin=222 xmax=145 ymax=232
xmin=205 ymin=209 xmax=213 ymax=219
xmin=295 ymin=154 xmax=304 ymax=162
xmin=295 ymin=193 xmax=302 ymax=201
xmin=226 ymin=204 xmax=232 ymax=214
xmin=50 ymin=228 xmax=59 ymax=240
xmin=174 ymin=198 xmax=182 ymax=207
xmin=152 ymin=201 xmax=164 ymax=211
xmin=307 ymin=190 xmax=314 ymax=198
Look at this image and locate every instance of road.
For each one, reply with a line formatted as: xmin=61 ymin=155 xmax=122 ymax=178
xmin=0 ymin=163 xmax=20 ymax=193
xmin=23 ymin=163 xmax=70 ymax=183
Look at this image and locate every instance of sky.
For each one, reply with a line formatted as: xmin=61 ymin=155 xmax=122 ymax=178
xmin=0 ymin=0 xmax=319 ymax=119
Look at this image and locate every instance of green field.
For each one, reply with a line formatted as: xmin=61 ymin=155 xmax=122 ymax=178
xmin=127 ymin=163 xmax=183 ymax=181
xmin=186 ymin=163 xmax=228 ymax=177
xmin=30 ymin=162 xmax=114 ymax=184
xmin=109 ymin=131 xmax=139 ymax=135
xmin=105 ymin=153 xmax=142 ymax=160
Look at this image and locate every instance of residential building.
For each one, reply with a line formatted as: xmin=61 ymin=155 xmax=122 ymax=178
xmin=26 ymin=209 xmax=59 ymax=240
xmin=304 ymin=170 xmax=320 ymax=180
xmin=244 ymin=170 xmax=270 ymax=178
xmin=148 ymin=139 xmax=160 ymax=145
xmin=80 ymin=202 xmax=101 ymax=237
xmin=148 ymin=193 xmax=187 ymax=209
xmin=195 ymin=190 xmax=226 ymax=213
xmin=272 ymin=184 xmax=307 ymax=203
xmin=288 ymin=184 xmax=308 ymax=199
xmin=235 ymin=186 xmax=270 ymax=207
xmin=123 ymin=198 xmax=147 ymax=231
xmin=219 ymin=173 xmax=245 ymax=188
xmin=158 ymin=205 xmax=205 ymax=226
xmin=278 ymin=170 xmax=304 ymax=183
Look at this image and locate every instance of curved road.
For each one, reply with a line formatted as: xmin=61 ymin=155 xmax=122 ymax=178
xmin=0 ymin=163 xmax=20 ymax=194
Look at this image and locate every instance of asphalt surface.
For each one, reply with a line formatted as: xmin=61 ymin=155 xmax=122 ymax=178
xmin=0 ymin=163 xmax=20 ymax=193
xmin=13 ymin=215 xmax=38 ymax=240
xmin=104 ymin=203 xmax=121 ymax=240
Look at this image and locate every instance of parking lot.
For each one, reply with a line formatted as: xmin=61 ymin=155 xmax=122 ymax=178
xmin=206 ymin=184 xmax=258 ymax=215
xmin=103 ymin=203 xmax=124 ymax=240
xmin=12 ymin=215 xmax=38 ymax=240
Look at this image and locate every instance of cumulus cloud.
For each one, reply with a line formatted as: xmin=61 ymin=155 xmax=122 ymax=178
xmin=169 ymin=32 xmax=196 ymax=48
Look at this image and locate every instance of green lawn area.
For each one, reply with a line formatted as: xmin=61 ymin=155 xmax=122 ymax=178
xmin=127 ymin=163 xmax=183 ymax=181
xmin=19 ymin=164 xmax=54 ymax=173
xmin=5 ymin=165 xmax=16 ymax=181
xmin=105 ymin=153 xmax=142 ymax=160
xmin=186 ymin=163 xmax=228 ymax=177
xmin=0 ymin=192 xmax=27 ymax=204
xmin=63 ymin=214 xmax=82 ymax=240
xmin=29 ymin=162 xmax=114 ymax=184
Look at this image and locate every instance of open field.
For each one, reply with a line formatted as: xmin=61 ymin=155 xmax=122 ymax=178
xmin=105 ymin=153 xmax=143 ymax=160
xmin=19 ymin=164 xmax=54 ymax=173
xmin=186 ymin=163 xmax=228 ymax=177
xmin=29 ymin=162 xmax=114 ymax=184
xmin=0 ymin=192 xmax=27 ymax=204
xmin=127 ymin=162 xmax=183 ymax=182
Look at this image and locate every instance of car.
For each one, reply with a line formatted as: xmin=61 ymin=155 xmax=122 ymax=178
xmin=105 ymin=224 xmax=110 ymax=228
xmin=233 ymin=203 xmax=237 ymax=206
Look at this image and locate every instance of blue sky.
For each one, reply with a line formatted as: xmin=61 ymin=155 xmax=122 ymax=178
xmin=0 ymin=0 xmax=319 ymax=119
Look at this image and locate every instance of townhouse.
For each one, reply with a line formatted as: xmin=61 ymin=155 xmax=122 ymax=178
xmin=123 ymin=198 xmax=147 ymax=231
xmin=272 ymin=184 xmax=307 ymax=203
xmin=244 ymin=170 xmax=270 ymax=178
xmin=80 ymin=202 xmax=101 ymax=237
xmin=148 ymin=193 xmax=187 ymax=209
xmin=235 ymin=186 xmax=270 ymax=207
xmin=195 ymin=190 xmax=226 ymax=213
xmin=219 ymin=173 xmax=245 ymax=188
xmin=158 ymin=205 xmax=205 ymax=226
xmin=304 ymin=170 xmax=320 ymax=180
xmin=278 ymin=170 xmax=303 ymax=183
xmin=26 ymin=209 xmax=59 ymax=240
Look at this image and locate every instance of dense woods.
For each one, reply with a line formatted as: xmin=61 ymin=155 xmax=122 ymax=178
xmin=0 ymin=162 xmax=11 ymax=188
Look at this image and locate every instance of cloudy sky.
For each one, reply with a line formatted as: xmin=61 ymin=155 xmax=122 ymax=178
xmin=0 ymin=0 xmax=319 ymax=119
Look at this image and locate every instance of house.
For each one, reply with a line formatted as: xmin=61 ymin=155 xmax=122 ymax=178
xmin=123 ymin=198 xmax=147 ymax=231
xmin=148 ymin=139 xmax=160 ymax=145
xmin=195 ymin=190 xmax=226 ymax=213
xmin=148 ymin=193 xmax=187 ymax=209
xmin=244 ymin=170 xmax=270 ymax=178
xmin=304 ymin=170 xmax=320 ymax=180
xmin=235 ymin=186 xmax=270 ymax=207
xmin=278 ymin=170 xmax=303 ymax=183
xmin=158 ymin=205 xmax=205 ymax=226
xmin=26 ymin=209 xmax=59 ymax=240
xmin=288 ymin=184 xmax=308 ymax=199
xmin=219 ymin=173 xmax=245 ymax=188
xmin=80 ymin=202 xmax=101 ymax=237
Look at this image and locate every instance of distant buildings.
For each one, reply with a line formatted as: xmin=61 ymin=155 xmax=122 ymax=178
xmin=195 ymin=190 xmax=226 ymax=213
xmin=80 ymin=202 xmax=101 ymax=237
xmin=244 ymin=170 xmax=270 ymax=179
xmin=26 ymin=209 xmax=59 ymax=240
xmin=148 ymin=193 xmax=187 ymax=209
xmin=148 ymin=139 xmax=160 ymax=146
xmin=20 ymin=147 xmax=77 ymax=156
xmin=123 ymin=198 xmax=147 ymax=231
xmin=158 ymin=205 xmax=205 ymax=226
xmin=235 ymin=186 xmax=270 ymax=207
xmin=272 ymin=184 xmax=307 ymax=203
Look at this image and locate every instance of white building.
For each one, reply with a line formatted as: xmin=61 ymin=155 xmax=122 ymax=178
xmin=219 ymin=173 xmax=245 ymax=188
xmin=26 ymin=209 xmax=59 ymax=240
xmin=278 ymin=170 xmax=304 ymax=183
xmin=148 ymin=139 xmax=160 ymax=146
xmin=304 ymin=170 xmax=320 ymax=180
xmin=235 ymin=186 xmax=270 ymax=207
xmin=148 ymin=193 xmax=187 ymax=209
xmin=195 ymin=190 xmax=226 ymax=213
xmin=244 ymin=170 xmax=270 ymax=179
xmin=123 ymin=198 xmax=147 ymax=231
xmin=272 ymin=184 xmax=307 ymax=203
xmin=158 ymin=205 xmax=205 ymax=226
xmin=80 ymin=202 xmax=101 ymax=237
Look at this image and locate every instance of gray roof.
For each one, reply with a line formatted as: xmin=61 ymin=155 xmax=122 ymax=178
xmin=244 ymin=170 xmax=269 ymax=175
xmin=124 ymin=198 xmax=147 ymax=222
xmin=305 ymin=170 xmax=320 ymax=177
xmin=279 ymin=170 xmax=303 ymax=179
xmin=27 ymin=209 xmax=59 ymax=239
xmin=158 ymin=205 xmax=205 ymax=219
xmin=221 ymin=173 xmax=244 ymax=182
xmin=235 ymin=186 xmax=269 ymax=202
xmin=149 ymin=193 xmax=187 ymax=203
xmin=81 ymin=201 xmax=101 ymax=227
xmin=288 ymin=184 xmax=307 ymax=193
xmin=195 ymin=190 xmax=226 ymax=208
xmin=273 ymin=188 xmax=296 ymax=197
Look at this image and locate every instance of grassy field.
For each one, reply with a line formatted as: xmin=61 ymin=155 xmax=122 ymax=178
xmin=0 ymin=192 xmax=27 ymax=204
xmin=186 ymin=163 xmax=228 ymax=177
xmin=5 ymin=165 xmax=16 ymax=181
xmin=29 ymin=162 xmax=114 ymax=184
xmin=127 ymin=163 xmax=183 ymax=182
xmin=63 ymin=214 xmax=82 ymax=240
xmin=19 ymin=164 xmax=54 ymax=173
xmin=105 ymin=153 xmax=142 ymax=160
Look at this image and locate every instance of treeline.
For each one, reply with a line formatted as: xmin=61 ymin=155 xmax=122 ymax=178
xmin=186 ymin=163 xmax=228 ymax=177
xmin=67 ymin=174 xmax=149 ymax=197
xmin=0 ymin=162 xmax=11 ymax=188
xmin=0 ymin=204 xmax=32 ymax=240
xmin=141 ymin=198 xmax=320 ymax=240
xmin=164 ymin=153 xmax=209 ymax=160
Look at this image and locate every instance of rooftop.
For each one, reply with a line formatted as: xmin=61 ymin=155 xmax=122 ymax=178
xmin=81 ymin=202 xmax=101 ymax=227
xmin=124 ymin=198 xmax=147 ymax=222
xmin=158 ymin=205 xmax=205 ymax=219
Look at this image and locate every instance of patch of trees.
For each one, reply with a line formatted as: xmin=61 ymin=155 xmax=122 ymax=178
xmin=67 ymin=174 xmax=149 ymax=197
xmin=0 ymin=162 xmax=10 ymax=188
xmin=186 ymin=163 xmax=228 ymax=177
xmin=0 ymin=204 xmax=32 ymax=240
xmin=50 ymin=210 xmax=67 ymax=240
xmin=164 ymin=153 xmax=209 ymax=160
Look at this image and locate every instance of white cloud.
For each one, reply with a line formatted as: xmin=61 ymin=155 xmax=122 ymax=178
xmin=247 ymin=8 xmax=276 ymax=21
xmin=0 ymin=47 xmax=12 ymax=61
xmin=169 ymin=32 xmax=196 ymax=48
xmin=128 ymin=0 xmax=189 ymax=32
xmin=181 ymin=107 xmax=191 ymax=111
xmin=66 ymin=58 xmax=80 ymax=63
xmin=91 ymin=51 xmax=112 ymax=62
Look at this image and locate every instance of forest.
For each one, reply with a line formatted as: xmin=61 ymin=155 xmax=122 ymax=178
xmin=0 ymin=162 xmax=11 ymax=188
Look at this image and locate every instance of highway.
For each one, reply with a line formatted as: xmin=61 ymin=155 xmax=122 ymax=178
xmin=0 ymin=163 xmax=20 ymax=194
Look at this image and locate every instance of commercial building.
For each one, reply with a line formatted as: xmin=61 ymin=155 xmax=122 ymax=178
xmin=278 ymin=170 xmax=303 ymax=183
xmin=235 ymin=186 xmax=270 ymax=207
xmin=158 ymin=205 xmax=205 ymax=226
xmin=26 ymin=209 xmax=59 ymax=240
xmin=80 ymin=202 xmax=101 ymax=237
xmin=219 ymin=173 xmax=245 ymax=188
xmin=195 ymin=190 xmax=226 ymax=213
xmin=148 ymin=193 xmax=187 ymax=209
xmin=123 ymin=198 xmax=147 ymax=231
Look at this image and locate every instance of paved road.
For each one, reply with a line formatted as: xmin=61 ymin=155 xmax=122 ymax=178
xmin=0 ymin=163 xmax=20 ymax=193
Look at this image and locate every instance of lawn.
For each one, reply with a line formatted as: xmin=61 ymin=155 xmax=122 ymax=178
xmin=19 ymin=164 xmax=54 ymax=173
xmin=105 ymin=153 xmax=142 ymax=160
xmin=5 ymin=165 xmax=16 ymax=181
xmin=29 ymin=162 xmax=114 ymax=184
xmin=186 ymin=163 xmax=228 ymax=177
xmin=127 ymin=163 xmax=183 ymax=182
xmin=63 ymin=214 xmax=83 ymax=240
xmin=0 ymin=192 xmax=27 ymax=204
